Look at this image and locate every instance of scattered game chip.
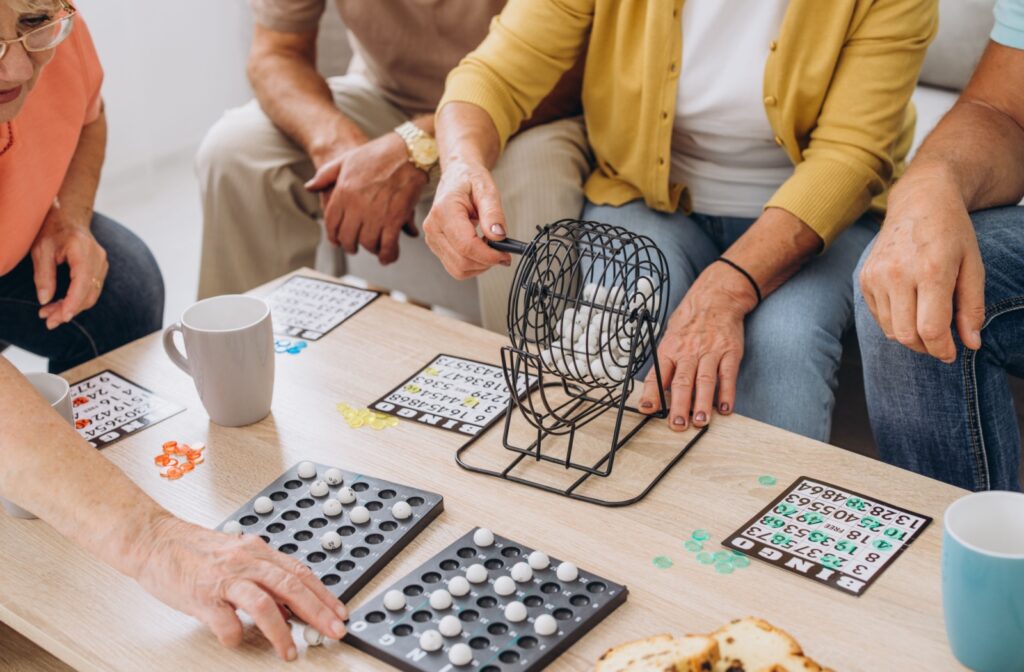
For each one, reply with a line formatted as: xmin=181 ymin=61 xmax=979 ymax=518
xmin=275 ymin=339 xmax=309 ymax=355
xmin=683 ymin=540 xmax=703 ymax=552
xmin=691 ymin=529 xmax=710 ymax=542
xmin=337 ymin=402 xmax=400 ymax=430
xmin=154 ymin=440 xmax=206 ymax=480
xmin=758 ymin=475 xmax=778 ymax=486
xmin=652 ymin=555 xmax=673 ymax=569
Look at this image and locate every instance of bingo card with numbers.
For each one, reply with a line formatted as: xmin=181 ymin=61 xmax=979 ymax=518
xmin=371 ymin=355 xmax=532 ymax=438
xmin=267 ymin=275 xmax=378 ymax=341
xmin=70 ymin=370 xmax=185 ymax=449
xmin=724 ymin=476 xmax=932 ymax=596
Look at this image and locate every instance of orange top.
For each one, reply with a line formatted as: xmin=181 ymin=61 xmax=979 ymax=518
xmin=0 ymin=16 xmax=104 ymax=276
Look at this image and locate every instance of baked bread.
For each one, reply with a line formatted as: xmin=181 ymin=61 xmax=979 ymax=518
xmin=711 ymin=618 xmax=822 ymax=672
xmin=596 ymin=633 xmax=720 ymax=672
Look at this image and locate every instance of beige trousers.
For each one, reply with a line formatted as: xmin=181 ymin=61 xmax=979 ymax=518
xmin=196 ymin=74 xmax=591 ymax=331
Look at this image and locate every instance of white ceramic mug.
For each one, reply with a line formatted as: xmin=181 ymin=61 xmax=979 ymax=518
xmin=163 ymin=295 xmax=275 ymax=427
xmin=2 ymin=373 xmax=73 ymax=519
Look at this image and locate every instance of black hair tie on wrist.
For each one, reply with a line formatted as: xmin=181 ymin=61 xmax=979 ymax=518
xmin=716 ymin=257 xmax=762 ymax=306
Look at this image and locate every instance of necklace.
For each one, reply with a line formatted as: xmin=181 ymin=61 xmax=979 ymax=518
xmin=0 ymin=122 xmax=12 ymax=157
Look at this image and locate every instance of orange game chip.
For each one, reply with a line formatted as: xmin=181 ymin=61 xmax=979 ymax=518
xmin=186 ymin=450 xmax=202 ymax=462
xmin=190 ymin=457 xmax=205 ymax=466
xmin=75 ymin=418 xmax=91 ymax=429
xmin=154 ymin=454 xmax=171 ymax=467
xmin=164 ymin=467 xmax=182 ymax=480
xmin=180 ymin=462 xmax=195 ymax=473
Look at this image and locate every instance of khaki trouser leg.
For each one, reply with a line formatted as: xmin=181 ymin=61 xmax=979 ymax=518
xmin=481 ymin=116 xmax=592 ymax=333
xmin=195 ymin=75 xmax=409 ymax=299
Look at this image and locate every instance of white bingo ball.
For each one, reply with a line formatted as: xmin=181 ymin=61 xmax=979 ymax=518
xmin=320 ymin=531 xmax=343 ymax=551
xmin=582 ymin=283 xmax=597 ymax=301
xmin=528 ymin=550 xmax=550 ymax=570
xmin=429 ymin=589 xmax=453 ymax=610
xmin=419 ymin=629 xmax=443 ymax=652
xmin=349 ymin=506 xmax=370 ymax=524
xmin=534 ymin=613 xmax=558 ymax=636
xmin=337 ymin=486 xmax=356 ymax=504
xmin=466 ymin=563 xmax=488 ymax=584
xmin=253 ymin=496 xmax=274 ymax=514
xmin=297 ymin=461 xmax=317 ymax=479
xmin=310 ymin=480 xmax=329 ymax=497
xmin=303 ymin=625 xmax=324 ymax=646
xmin=323 ymin=499 xmax=343 ymax=517
xmin=473 ymin=528 xmax=495 ymax=547
xmin=448 ymin=643 xmax=473 ymax=667
xmin=448 ymin=576 xmax=471 ymax=597
xmin=494 ymin=576 xmax=516 ymax=596
xmin=383 ymin=589 xmax=406 ymax=611
xmin=439 ymin=614 xmax=462 ymax=637
xmin=222 ymin=520 xmax=243 ymax=536
xmin=324 ymin=468 xmax=344 ymax=485
xmin=504 ymin=601 xmax=528 ymax=623
xmin=391 ymin=501 xmax=412 ymax=520
xmin=511 ymin=562 xmax=533 ymax=583
xmin=556 ymin=561 xmax=579 ymax=582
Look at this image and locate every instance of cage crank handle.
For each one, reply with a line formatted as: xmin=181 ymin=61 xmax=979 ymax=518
xmin=486 ymin=238 xmax=530 ymax=255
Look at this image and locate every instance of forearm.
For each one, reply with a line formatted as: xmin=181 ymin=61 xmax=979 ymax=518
xmin=0 ymin=359 xmax=169 ymax=579
xmin=719 ymin=207 xmax=823 ymax=306
xmin=56 ymin=109 xmax=106 ymax=228
xmin=248 ymin=27 xmax=365 ymax=164
xmin=436 ymin=102 xmax=501 ymax=170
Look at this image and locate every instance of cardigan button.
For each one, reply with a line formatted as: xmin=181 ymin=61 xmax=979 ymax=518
xmin=774 ymin=136 xmax=784 ymax=146
xmin=658 ymin=157 xmax=666 ymax=166
xmin=769 ymin=40 xmax=778 ymax=51
xmin=661 ymin=110 xmax=669 ymax=120
xmin=764 ymin=95 xmax=777 ymax=106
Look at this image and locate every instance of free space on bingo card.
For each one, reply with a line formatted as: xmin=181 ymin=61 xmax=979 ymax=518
xmin=724 ymin=476 xmax=931 ymax=596
xmin=70 ymin=370 xmax=185 ymax=449
xmin=371 ymin=354 xmax=531 ymax=438
xmin=267 ymin=275 xmax=378 ymax=341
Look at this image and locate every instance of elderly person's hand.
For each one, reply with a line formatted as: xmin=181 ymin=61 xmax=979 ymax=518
xmin=135 ymin=515 xmax=348 ymax=661
xmin=638 ymin=262 xmax=758 ymax=431
xmin=305 ymin=131 xmax=427 ymax=265
xmin=858 ymin=170 xmax=986 ymax=363
xmin=31 ymin=200 xmax=109 ymax=330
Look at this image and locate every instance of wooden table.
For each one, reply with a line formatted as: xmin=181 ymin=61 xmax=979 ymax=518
xmin=0 ymin=270 xmax=966 ymax=671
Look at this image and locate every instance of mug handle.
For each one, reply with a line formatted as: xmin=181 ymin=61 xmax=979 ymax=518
xmin=162 ymin=322 xmax=191 ymax=375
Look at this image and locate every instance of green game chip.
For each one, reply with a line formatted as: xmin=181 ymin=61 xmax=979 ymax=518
xmin=715 ymin=562 xmax=735 ymax=574
xmin=758 ymin=475 xmax=777 ymax=486
xmin=691 ymin=529 xmax=710 ymax=542
xmin=652 ymin=555 xmax=673 ymax=569
xmin=683 ymin=540 xmax=703 ymax=553
xmin=732 ymin=554 xmax=751 ymax=568
xmin=713 ymin=550 xmax=731 ymax=562
xmin=696 ymin=551 xmax=715 ymax=565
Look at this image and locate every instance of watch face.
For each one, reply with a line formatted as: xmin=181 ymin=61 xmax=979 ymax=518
xmin=411 ymin=138 xmax=439 ymax=166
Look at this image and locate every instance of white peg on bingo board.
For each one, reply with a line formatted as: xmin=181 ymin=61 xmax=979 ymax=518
xmin=370 ymin=354 xmax=534 ymax=439
xmin=266 ymin=275 xmax=378 ymax=341
xmin=724 ymin=476 xmax=932 ymax=596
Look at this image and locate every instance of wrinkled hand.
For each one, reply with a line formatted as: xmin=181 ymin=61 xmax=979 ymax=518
xmin=422 ymin=159 xmax=511 ymax=279
xmin=859 ymin=171 xmax=985 ymax=362
xmin=30 ymin=203 xmax=108 ymax=330
xmin=639 ymin=266 xmax=756 ymax=430
xmin=135 ymin=516 xmax=347 ymax=661
xmin=306 ymin=133 xmax=426 ymax=265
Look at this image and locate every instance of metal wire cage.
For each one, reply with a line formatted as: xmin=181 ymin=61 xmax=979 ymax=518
xmin=456 ymin=219 xmax=706 ymax=506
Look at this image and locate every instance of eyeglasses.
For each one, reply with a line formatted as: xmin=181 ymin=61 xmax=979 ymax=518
xmin=0 ymin=2 xmax=76 ymax=62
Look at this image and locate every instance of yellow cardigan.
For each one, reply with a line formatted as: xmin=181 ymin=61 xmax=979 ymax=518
xmin=440 ymin=0 xmax=938 ymax=247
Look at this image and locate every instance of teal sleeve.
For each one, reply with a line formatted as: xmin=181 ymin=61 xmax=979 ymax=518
xmin=993 ymin=0 xmax=1024 ymax=49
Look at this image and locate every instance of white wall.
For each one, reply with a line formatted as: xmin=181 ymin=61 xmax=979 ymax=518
xmin=77 ymin=0 xmax=254 ymax=182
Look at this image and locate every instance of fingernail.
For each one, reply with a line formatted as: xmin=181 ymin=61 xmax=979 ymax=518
xmin=286 ymin=646 xmax=297 ymax=661
xmin=337 ymin=605 xmax=348 ymax=620
xmin=672 ymin=416 xmax=687 ymax=427
xmin=640 ymin=401 xmax=653 ymax=409
xmin=719 ymin=402 xmax=730 ymax=413
xmin=695 ymin=411 xmax=707 ymax=424
xmin=490 ymin=224 xmax=505 ymax=236
xmin=331 ymin=619 xmax=346 ymax=638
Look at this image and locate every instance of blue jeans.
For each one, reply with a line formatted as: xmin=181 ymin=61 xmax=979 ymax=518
xmin=855 ymin=206 xmax=1024 ymax=492
xmin=582 ymin=199 xmax=878 ymax=442
xmin=0 ymin=213 xmax=165 ymax=373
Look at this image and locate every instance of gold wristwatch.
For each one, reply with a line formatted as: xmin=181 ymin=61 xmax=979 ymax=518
xmin=395 ymin=121 xmax=439 ymax=174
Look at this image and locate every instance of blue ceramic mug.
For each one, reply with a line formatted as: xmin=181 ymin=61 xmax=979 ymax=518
xmin=942 ymin=491 xmax=1024 ymax=671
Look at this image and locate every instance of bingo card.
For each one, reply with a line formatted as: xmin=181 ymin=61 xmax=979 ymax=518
xmin=70 ymin=370 xmax=185 ymax=449
xmin=724 ymin=476 xmax=931 ymax=596
xmin=371 ymin=355 xmax=531 ymax=438
xmin=267 ymin=275 xmax=378 ymax=341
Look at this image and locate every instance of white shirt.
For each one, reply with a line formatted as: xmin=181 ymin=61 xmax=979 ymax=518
xmin=671 ymin=0 xmax=792 ymax=218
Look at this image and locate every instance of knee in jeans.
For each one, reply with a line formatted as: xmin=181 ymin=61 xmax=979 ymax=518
xmin=745 ymin=310 xmax=837 ymax=373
